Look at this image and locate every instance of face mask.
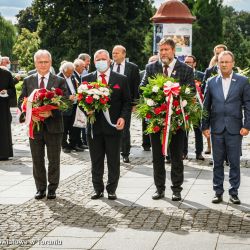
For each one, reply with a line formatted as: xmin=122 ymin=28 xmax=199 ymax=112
xmin=6 ymin=64 xmax=11 ymax=70
xmin=95 ymin=60 xmax=108 ymax=72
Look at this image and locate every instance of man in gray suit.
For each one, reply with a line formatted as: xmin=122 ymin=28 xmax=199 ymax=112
xmin=18 ymin=50 xmax=67 ymax=200
xmin=202 ymin=51 xmax=250 ymax=204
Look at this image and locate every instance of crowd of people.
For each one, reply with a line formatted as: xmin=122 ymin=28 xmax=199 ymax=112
xmin=0 ymin=37 xmax=249 ymax=205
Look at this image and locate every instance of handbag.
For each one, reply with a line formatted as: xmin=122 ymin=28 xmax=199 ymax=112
xmin=73 ymin=106 xmax=87 ymax=128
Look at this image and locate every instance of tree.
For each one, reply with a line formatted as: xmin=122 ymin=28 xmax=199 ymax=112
xmin=16 ymin=6 xmax=39 ymax=33
xmin=183 ymin=0 xmax=223 ymax=70
xmin=0 ymin=15 xmax=17 ymax=57
xmin=31 ymin=0 xmax=154 ymax=70
xmin=12 ymin=28 xmax=41 ymax=71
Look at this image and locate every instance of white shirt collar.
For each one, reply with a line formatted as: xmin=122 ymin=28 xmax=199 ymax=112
xmin=38 ymin=72 xmax=50 ymax=80
xmin=97 ymin=68 xmax=111 ymax=78
xmin=220 ymin=71 xmax=233 ymax=80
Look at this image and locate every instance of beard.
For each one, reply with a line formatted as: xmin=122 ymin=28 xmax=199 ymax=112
xmin=161 ymin=57 xmax=171 ymax=65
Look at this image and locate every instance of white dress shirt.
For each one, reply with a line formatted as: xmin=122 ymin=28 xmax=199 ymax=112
xmin=113 ymin=60 xmax=125 ymax=75
xmin=97 ymin=68 xmax=111 ymax=83
xmin=162 ymin=58 xmax=177 ymax=77
xmin=64 ymin=75 xmax=76 ymax=95
xmin=38 ymin=72 xmax=50 ymax=88
xmin=221 ymin=72 xmax=233 ymax=99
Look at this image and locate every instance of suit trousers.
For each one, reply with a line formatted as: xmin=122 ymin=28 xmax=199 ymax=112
xmin=142 ymin=119 xmax=151 ymax=149
xmin=150 ymin=129 xmax=185 ymax=193
xmin=88 ymin=134 xmax=122 ymax=193
xmin=29 ymin=127 xmax=62 ymax=192
xmin=211 ymin=129 xmax=242 ymax=195
xmin=121 ymin=110 xmax=132 ymax=157
xmin=183 ymin=126 xmax=203 ymax=156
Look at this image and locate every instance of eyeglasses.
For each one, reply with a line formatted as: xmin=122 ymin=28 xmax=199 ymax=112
xmin=37 ymin=61 xmax=50 ymax=64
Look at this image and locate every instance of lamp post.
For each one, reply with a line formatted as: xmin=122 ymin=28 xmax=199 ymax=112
xmin=88 ymin=0 xmax=91 ymax=56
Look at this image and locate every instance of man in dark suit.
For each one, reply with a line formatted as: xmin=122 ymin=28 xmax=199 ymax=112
xmin=58 ymin=61 xmax=83 ymax=153
xmin=82 ymin=49 xmax=131 ymax=200
xmin=141 ymin=38 xmax=195 ymax=201
xmin=202 ymin=51 xmax=250 ymax=205
xmin=183 ymin=55 xmax=204 ymax=161
xmin=18 ymin=49 xmax=68 ymax=200
xmin=111 ymin=45 xmax=140 ymax=163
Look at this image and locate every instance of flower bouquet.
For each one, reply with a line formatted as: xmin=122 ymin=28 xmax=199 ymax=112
xmin=77 ymin=81 xmax=112 ymax=124
xmin=136 ymin=74 xmax=202 ymax=155
xmin=22 ymin=88 xmax=71 ymax=138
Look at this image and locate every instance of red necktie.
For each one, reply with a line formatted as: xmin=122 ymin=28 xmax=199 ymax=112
xmin=163 ymin=65 xmax=169 ymax=77
xmin=40 ymin=76 xmax=45 ymax=88
xmin=100 ymin=74 xmax=107 ymax=85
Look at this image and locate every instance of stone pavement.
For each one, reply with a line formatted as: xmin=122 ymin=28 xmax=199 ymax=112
xmin=0 ymin=108 xmax=250 ymax=249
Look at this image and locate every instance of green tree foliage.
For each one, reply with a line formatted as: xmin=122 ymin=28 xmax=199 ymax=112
xmin=16 ymin=6 xmax=39 ymax=33
xmin=31 ymin=0 xmax=154 ymax=70
xmin=0 ymin=15 xmax=17 ymax=57
xmin=12 ymin=28 xmax=41 ymax=71
xmin=183 ymin=0 xmax=223 ymax=70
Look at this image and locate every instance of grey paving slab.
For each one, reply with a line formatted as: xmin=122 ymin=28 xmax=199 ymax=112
xmin=92 ymin=228 xmax=162 ymax=250
xmin=154 ymin=231 xmax=218 ymax=250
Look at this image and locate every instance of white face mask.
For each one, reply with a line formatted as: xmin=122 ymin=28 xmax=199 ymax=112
xmin=95 ymin=60 xmax=108 ymax=72
xmin=6 ymin=64 xmax=11 ymax=70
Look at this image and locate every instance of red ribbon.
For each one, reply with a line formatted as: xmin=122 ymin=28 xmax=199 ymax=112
xmin=195 ymin=80 xmax=204 ymax=103
xmin=162 ymin=83 xmax=181 ymax=155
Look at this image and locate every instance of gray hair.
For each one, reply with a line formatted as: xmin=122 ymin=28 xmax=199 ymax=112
xmin=78 ymin=53 xmax=91 ymax=61
xmin=94 ymin=49 xmax=110 ymax=60
xmin=218 ymin=50 xmax=235 ymax=62
xmin=59 ymin=61 xmax=74 ymax=73
xmin=73 ymin=58 xmax=85 ymax=67
xmin=0 ymin=55 xmax=2 ymax=63
xmin=34 ymin=49 xmax=52 ymax=62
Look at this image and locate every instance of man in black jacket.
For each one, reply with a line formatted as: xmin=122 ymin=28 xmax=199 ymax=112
xmin=82 ymin=49 xmax=131 ymax=200
xmin=141 ymin=38 xmax=195 ymax=201
xmin=112 ymin=45 xmax=140 ymax=163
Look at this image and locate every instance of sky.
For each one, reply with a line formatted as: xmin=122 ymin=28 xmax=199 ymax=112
xmin=0 ymin=0 xmax=250 ymax=23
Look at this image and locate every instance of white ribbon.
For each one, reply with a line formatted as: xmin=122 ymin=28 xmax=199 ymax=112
xmin=25 ymin=89 xmax=38 ymax=127
xmin=103 ymin=110 xmax=117 ymax=127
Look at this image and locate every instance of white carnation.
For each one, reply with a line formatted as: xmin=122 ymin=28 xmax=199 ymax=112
xmin=152 ymin=85 xmax=159 ymax=93
xmin=93 ymin=94 xmax=100 ymax=100
xmin=78 ymin=84 xmax=88 ymax=93
xmin=164 ymin=81 xmax=173 ymax=87
xmin=146 ymin=99 xmax=155 ymax=107
xmin=182 ymin=100 xmax=187 ymax=107
xmin=185 ymin=87 xmax=191 ymax=94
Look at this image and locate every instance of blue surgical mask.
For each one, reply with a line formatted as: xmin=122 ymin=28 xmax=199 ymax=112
xmin=95 ymin=60 xmax=108 ymax=72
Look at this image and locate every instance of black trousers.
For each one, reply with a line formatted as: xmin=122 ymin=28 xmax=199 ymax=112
xmin=88 ymin=134 xmax=122 ymax=193
xmin=150 ymin=129 xmax=185 ymax=193
xmin=183 ymin=126 xmax=203 ymax=155
xmin=62 ymin=106 xmax=81 ymax=148
xmin=121 ymin=111 xmax=132 ymax=157
xmin=29 ymin=128 xmax=62 ymax=192
xmin=142 ymin=119 xmax=151 ymax=148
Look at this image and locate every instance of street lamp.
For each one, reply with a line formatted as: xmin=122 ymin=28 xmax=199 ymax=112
xmin=88 ymin=0 xmax=91 ymax=56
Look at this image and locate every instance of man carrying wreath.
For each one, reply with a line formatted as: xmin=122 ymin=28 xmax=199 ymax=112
xmin=81 ymin=49 xmax=131 ymax=200
xmin=18 ymin=49 xmax=68 ymax=200
xmin=140 ymin=38 xmax=195 ymax=201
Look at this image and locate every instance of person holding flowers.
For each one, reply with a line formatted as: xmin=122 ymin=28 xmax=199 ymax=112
xmin=80 ymin=49 xmax=130 ymax=200
xmin=18 ymin=49 xmax=68 ymax=200
xmin=140 ymin=38 xmax=195 ymax=201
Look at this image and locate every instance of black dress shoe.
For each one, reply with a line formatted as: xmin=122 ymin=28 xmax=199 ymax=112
xmin=79 ymin=144 xmax=88 ymax=149
xmin=62 ymin=148 xmax=71 ymax=153
xmin=71 ymin=146 xmax=84 ymax=152
xmin=91 ymin=192 xmax=104 ymax=199
xmin=143 ymin=146 xmax=151 ymax=151
xmin=212 ymin=194 xmax=223 ymax=203
xmin=35 ymin=190 xmax=46 ymax=200
xmin=47 ymin=191 xmax=56 ymax=199
xmin=165 ymin=156 xmax=171 ymax=164
xmin=172 ymin=192 xmax=182 ymax=201
xmin=152 ymin=191 xmax=165 ymax=200
xmin=108 ymin=193 xmax=117 ymax=200
xmin=123 ymin=156 xmax=130 ymax=163
xmin=230 ymin=194 xmax=241 ymax=204
xmin=196 ymin=154 xmax=205 ymax=161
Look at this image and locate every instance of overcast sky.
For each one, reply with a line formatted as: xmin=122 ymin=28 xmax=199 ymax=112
xmin=1 ymin=0 xmax=250 ymax=23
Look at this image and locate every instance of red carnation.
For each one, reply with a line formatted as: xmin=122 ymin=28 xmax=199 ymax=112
xmin=78 ymin=93 xmax=83 ymax=101
xmin=82 ymin=81 xmax=88 ymax=85
xmin=39 ymin=93 xmax=46 ymax=100
xmin=153 ymin=126 xmax=160 ymax=132
xmin=176 ymin=109 xmax=182 ymax=115
xmin=38 ymin=88 xmax=47 ymax=94
xmin=87 ymin=85 xmax=93 ymax=89
xmin=55 ymin=88 xmax=63 ymax=96
xmin=154 ymin=107 xmax=162 ymax=115
xmin=46 ymin=91 xmax=55 ymax=99
xmin=173 ymin=99 xmax=179 ymax=107
xmin=100 ymin=98 xmax=107 ymax=104
xmin=146 ymin=113 xmax=152 ymax=119
xmin=160 ymin=103 xmax=168 ymax=111
xmin=85 ymin=95 xmax=94 ymax=104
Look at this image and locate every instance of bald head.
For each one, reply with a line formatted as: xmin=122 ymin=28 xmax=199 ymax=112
xmin=112 ymin=45 xmax=126 ymax=64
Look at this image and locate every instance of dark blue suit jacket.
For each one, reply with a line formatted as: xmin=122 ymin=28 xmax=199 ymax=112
xmin=202 ymin=73 xmax=250 ymax=134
